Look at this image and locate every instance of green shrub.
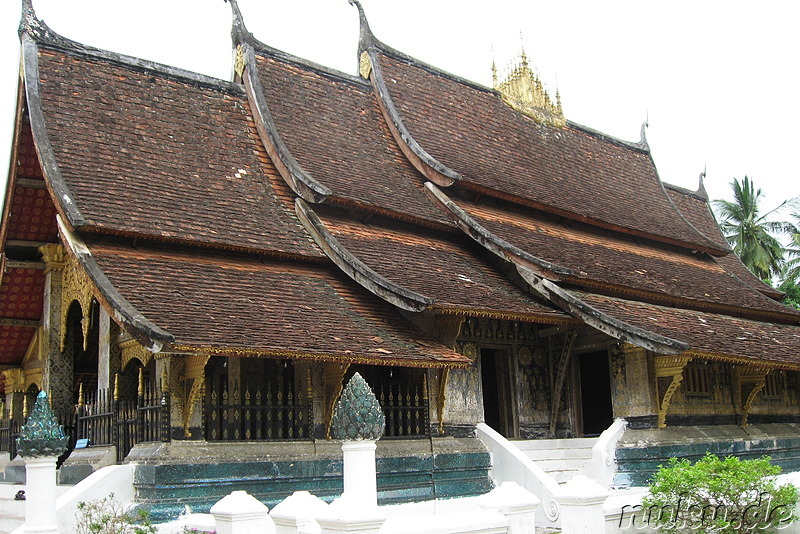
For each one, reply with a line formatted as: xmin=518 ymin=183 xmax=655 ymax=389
xmin=75 ymin=493 xmax=156 ymax=534
xmin=641 ymin=453 xmax=797 ymax=533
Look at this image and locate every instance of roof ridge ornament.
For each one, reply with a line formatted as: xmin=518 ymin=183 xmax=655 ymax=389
xmin=635 ymin=118 xmax=650 ymax=151
xmin=19 ymin=0 xmax=49 ymax=41
xmin=696 ymin=168 xmax=708 ymax=200
xmin=494 ymin=50 xmax=565 ymax=128
xmin=223 ymin=0 xmax=253 ymax=46
xmin=348 ymin=0 xmax=377 ymax=53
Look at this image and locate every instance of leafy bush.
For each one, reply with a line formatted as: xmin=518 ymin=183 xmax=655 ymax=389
xmin=641 ymin=454 xmax=797 ymax=533
xmin=76 ymin=493 xmax=156 ymax=534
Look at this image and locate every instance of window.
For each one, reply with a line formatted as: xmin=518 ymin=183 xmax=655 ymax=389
xmin=683 ymin=364 xmax=711 ymax=396
xmin=763 ymin=371 xmax=783 ymax=398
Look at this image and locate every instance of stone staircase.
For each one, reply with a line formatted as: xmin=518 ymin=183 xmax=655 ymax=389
xmin=0 ymin=482 xmax=74 ymax=534
xmin=0 ymin=483 xmax=26 ymax=534
xmin=511 ymin=437 xmax=598 ymax=484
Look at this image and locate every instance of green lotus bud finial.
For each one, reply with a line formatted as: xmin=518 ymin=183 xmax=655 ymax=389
xmin=331 ymin=372 xmax=385 ymax=441
xmin=16 ymin=391 xmax=68 ymax=458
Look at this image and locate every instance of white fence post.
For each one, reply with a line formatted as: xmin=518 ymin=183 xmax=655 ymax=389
xmin=557 ymin=475 xmax=609 ymax=534
xmin=210 ymin=490 xmax=276 ymax=534
xmin=479 ymin=481 xmax=540 ymax=534
xmin=270 ymin=490 xmax=329 ymax=534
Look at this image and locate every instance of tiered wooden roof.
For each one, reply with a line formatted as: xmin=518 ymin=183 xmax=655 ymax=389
xmin=1 ymin=0 xmax=799 ymax=372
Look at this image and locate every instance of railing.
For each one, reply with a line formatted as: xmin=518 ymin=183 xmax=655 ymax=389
xmin=204 ymin=373 xmax=313 ymax=441
xmin=375 ymin=382 xmax=429 ymax=438
xmin=77 ymin=381 xmax=169 ymax=462
xmin=0 ymin=418 xmax=21 ymax=460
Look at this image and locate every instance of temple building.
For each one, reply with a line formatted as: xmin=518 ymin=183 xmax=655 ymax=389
xmin=2 ymin=0 xmax=800 ymax=521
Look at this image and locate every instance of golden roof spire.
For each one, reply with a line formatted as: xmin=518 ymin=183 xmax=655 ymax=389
xmin=493 ymin=47 xmax=565 ymax=128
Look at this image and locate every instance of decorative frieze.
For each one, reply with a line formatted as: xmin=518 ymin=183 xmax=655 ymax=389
xmin=120 ymin=338 xmax=153 ymax=370
xmin=458 ymin=318 xmax=536 ymax=344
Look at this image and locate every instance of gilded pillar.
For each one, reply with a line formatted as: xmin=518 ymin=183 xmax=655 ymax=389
xmin=97 ymin=307 xmax=112 ymax=391
xmin=38 ymin=244 xmax=72 ymax=414
xmin=609 ymin=343 xmax=656 ymax=419
xmin=2 ymin=368 xmax=27 ymax=420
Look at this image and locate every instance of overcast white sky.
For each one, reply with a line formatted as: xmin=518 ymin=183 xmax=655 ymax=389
xmin=1 ymin=0 xmax=798 ymax=218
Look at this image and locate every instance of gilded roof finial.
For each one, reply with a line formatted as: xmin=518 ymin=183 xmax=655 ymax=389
xmin=491 ymin=45 xmax=498 ymax=88
xmin=494 ymin=44 xmax=565 ymax=128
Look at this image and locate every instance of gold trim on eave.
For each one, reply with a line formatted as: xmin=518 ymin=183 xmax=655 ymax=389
xmin=169 ymin=344 xmax=469 ymax=368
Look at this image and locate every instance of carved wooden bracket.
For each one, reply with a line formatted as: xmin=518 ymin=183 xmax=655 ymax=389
xmin=324 ymin=362 xmax=350 ymax=439
xmin=735 ymin=365 xmax=769 ymax=427
xmin=183 ymin=354 xmax=210 ymax=437
xmin=654 ymin=355 xmax=691 ymax=428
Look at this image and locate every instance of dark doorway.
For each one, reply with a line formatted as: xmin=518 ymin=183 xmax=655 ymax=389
xmin=578 ymin=351 xmax=613 ymax=436
xmin=480 ymin=348 xmax=515 ymax=438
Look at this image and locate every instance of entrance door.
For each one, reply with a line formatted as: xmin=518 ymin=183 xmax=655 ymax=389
xmin=578 ymin=351 xmax=613 ymax=436
xmin=480 ymin=348 xmax=515 ymax=438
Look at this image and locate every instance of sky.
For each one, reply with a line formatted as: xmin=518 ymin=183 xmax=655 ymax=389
xmin=0 ymin=0 xmax=798 ymax=219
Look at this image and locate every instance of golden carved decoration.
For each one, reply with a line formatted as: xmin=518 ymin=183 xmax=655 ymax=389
xmin=38 ymin=243 xmax=66 ymax=272
xmin=183 ymin=354 xmax=211 ymax=437
xmin=234 ymin=44 xmax=245 ymax=80
xmin=60 ymin=255 xmax=95 ymax=352
xmin=654 ymin=354 xmax=691 ymax=429
xmin=324 ymin=362 xmax=350 ymax=439
xmin=2 ymin=368 xmax=26 ymax=393
xmin=735 ymin=365 xmax=769 ymax=427
xmin=24 ymin=368 xmax=42 ymax=390
xmin=494 ymin=50 xmax=565 ymax=128
xmin=120 ymin=339 xmax=153 ymax=370
xmin=359 ymin=50 xmax=372 ymax=79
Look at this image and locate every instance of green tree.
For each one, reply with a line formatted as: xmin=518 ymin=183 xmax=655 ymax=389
xmin=783 ymin=211 xmax=800 ymax=285
xmin=778 ymin=279 xmax=800 ymax=309
xmin=641 ymin=454 xmax=797 ymax=533
xmin=713 ymin=177 xmax=789 ymax=280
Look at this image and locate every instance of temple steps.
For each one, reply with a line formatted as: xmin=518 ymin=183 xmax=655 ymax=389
xmin=512 ymin=437 xmax=598 ymax=484
xmin=0 ymin=482 xmax=73 ymax=534
xmin=0 ymin=483 xmax=25 ymax=534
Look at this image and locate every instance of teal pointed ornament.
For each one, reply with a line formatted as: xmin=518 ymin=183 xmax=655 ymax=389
xmin=16 ymin=391 xmax=68 ymax=458
xmin=331 ymin=373 xmax=385 ymax=441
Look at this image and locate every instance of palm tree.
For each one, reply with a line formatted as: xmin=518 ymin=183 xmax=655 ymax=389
xmin=783 ymin=212 xmax=800 ymax=283
xmin=713 ymin=176 xmax=789 ymax=281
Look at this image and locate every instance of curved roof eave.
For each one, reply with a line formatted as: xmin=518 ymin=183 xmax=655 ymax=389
xmin=295 ymin=198 xmax=433 ymax=312
xmin=239 ymin=43 xmax=332 ymax=203
xmin=21 ymin=34 xmax=86 ymax=229
xmin=424 ymin=182 xmax=571 ymax=279
xmin=57 ymin=216 xmax=174 ymax=352
xmin=424 ymin=183 xmax=687 ymax=354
